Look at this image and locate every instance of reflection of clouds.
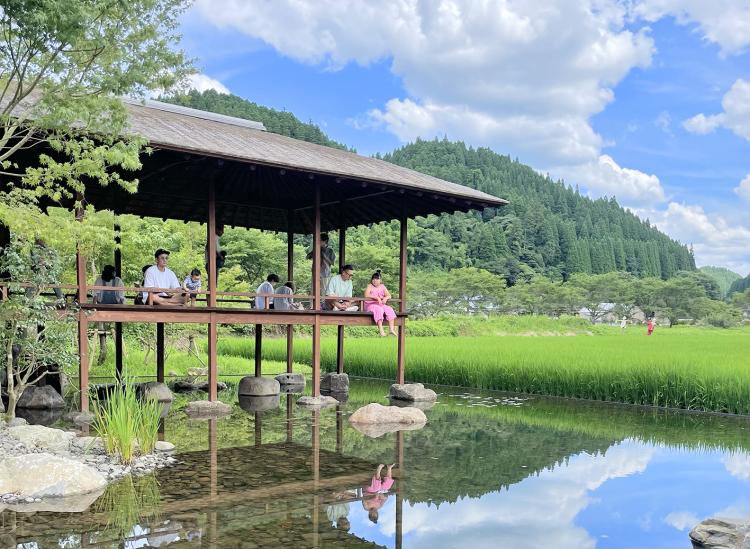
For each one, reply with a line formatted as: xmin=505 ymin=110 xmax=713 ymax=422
xmin=379 ymin=441 xmax=654 ymax=549
xmin=664 ymin=511 xmax=700 ymax=531
xmin=723 ymin=452 xmax=750 ymax=481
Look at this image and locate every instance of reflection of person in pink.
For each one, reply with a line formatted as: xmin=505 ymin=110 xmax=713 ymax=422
xmin=362 ymin=463 xmax=395 ymax=523
xmin=647 ymin=318 xmax=655 ymax=336
xmin=364 ymin=271 xmax=397 ymax=337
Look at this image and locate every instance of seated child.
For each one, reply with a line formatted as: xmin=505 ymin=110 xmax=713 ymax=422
xmin=182 ymin=268 xmax=202 ymax=306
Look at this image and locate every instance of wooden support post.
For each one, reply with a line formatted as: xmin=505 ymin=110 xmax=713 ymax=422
xmin=286 ymin=393 xmax=293 ymax=442
xmin=311 ymin=409 xmax=321 ymax=548
xmin=286 ymin=230 xmax=294 ymax=373
xmin=114 ymin=224 xmax=123 ymax=381
xmin=255 ymin=324 xmax=262 ymax=377
xmin=254 ymin=411 xmax=262 ymax=447
xmin=336 ymin=227 xmax=345 ymax=374
xmin=156 ymin=323 xmax=165 ymax=383
xmin=395 ymin=429 xmax=405 ymax=549
xmin=207 ymin=180 xmax=218 ymax=401
xmin=397 ymin=215 xmax=407 ymax=384
xmin=312 ymin=184 xmax=321 ymax=396
xmin=75 ymin=199 xmax=89 ymax=411
xmin=335 ymin=403 xmax=343 ymax=454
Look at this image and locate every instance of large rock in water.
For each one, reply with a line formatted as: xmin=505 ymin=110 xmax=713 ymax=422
xmin=238 ymin=376 xmax=280 ymax=396
xmin=183 ymin=400 xmax=232 ymax=419
xmin=321 ymin=373 xmax=349 ymax=393
xmin=239 ymin=394 xmax=280 ymax=413
xmin=17 ymin=385 xmax=65 ymax=409
xmin=8 ymin=425 xmax=76 ymax=452
xmin=0 ymin=453 xmax=106 ymax=498
xmin=349 ymin=403 xmax=427 ymax=426
xmin=275 ymin=373 xmax=305 ymax=387
xmin=296 ymin=395 xmax=338 ymax=409
xmin=389 ymin=383 xmax=437 ymax=402
xmin=689 ymin=518 xmax=750 ymax=549
xmin=136 ymin=382 xmax=173 ymax=403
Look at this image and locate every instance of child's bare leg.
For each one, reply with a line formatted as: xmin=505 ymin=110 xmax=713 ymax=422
xmin=388 ymin=317 xmax=397 ymax=335
xmin=374 ymin=464 xmax=384 ymax=480
xmin=377 ymin=320 xmax=385 ymax=336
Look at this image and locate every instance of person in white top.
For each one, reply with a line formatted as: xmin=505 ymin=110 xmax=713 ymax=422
xmin=255 ymin=273 xmax=280 ymax=309
xmin=274 ymin=281 xmax=297 ymax=310
xmin=142 ymin=249 xmax=184 ymax=305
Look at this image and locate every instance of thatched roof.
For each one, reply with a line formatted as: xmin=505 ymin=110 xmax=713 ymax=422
xmin=10 ymin=97 xmax=508 ymax=233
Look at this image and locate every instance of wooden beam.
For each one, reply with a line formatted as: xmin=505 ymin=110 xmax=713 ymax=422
xmin=156 ymin=323 xmax=165 ymax=383
xmin=255 ymin=324 xmax=262 ymax=377
xmin=397 ymin=215 xmax=407 ymax=384
xmin=114 ymin=223 xmax=123 ymax=382
xmin=75 ymin=199 xmax=89 ymax=411
xmin=287 ymin=229 xmax=294 ymax=374
xmin=207 ymin=180 xmax=218 ymax=401
xmin=336 ymin=226 xmax=346 ymax=374
xmin=312 ymin=183 xmax=321 ymax=396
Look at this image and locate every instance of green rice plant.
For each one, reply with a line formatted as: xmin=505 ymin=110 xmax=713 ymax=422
xmin=92 ymin=474 xmax=161 ymax=540
xmin=91 ymin=379 xmax=163 ymax=464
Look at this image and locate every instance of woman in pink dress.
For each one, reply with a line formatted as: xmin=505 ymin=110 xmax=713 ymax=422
xmin=364 ymin=270 xmax=397 ymax=337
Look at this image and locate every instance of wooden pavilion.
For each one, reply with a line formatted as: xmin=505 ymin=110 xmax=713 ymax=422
xmin=4 ymin=99 xmax=507 ymax=410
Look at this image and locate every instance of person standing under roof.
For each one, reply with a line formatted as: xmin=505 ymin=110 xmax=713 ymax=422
xmin=307 ymin=233 xmax=335 ymax=297
xmin=205 ymin=223 xmax=226 ymax=285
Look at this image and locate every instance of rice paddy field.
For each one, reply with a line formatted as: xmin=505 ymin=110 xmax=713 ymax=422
xmin=214 ymin=323 xmax=750 ymax=414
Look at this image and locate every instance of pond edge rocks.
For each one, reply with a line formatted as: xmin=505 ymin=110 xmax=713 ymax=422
xmin=349 ymin=402 xmax=428 ymax=429
xmin=389 ymin=383 xmax=438 ymax=402
xmin=297 ymin=395 xmax=338 ymax=409
xmin=238 ymin=376 xmax=280 ymax=396
xmin=690 ymin=518 xmax=750 ymax=549
xmin=184 ymin=400 xmax=232 ymax=419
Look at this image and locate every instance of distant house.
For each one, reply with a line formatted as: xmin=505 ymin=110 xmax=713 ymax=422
xmin=578 ymin=303 xmax=647 ymax=324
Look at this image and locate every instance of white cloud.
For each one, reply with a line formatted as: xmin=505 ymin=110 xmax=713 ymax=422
xmin=663 ymin=511 xmax=700 ymax=531
xmin=723 ymin=452 xmax=750 ymax=481
xmin=683 ymin=79 xmax=750 ymax=140
xmin=640 ymin=202 xmax=750 ymax=275
xmin=631 ymin=0 xmax=750 ymax=56
xmin=735 ymin=174 xmax=750 ymax=203
xmin=560 ymin=154 xmax=666 ymax=206
xmin=185 ymin=73 xmax=231 ymax=94
xmin=193 ymin=0 xmax=659 ymax=204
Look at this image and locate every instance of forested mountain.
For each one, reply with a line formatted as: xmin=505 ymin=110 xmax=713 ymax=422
xmin=700 ymin=266 xmax=742 ymax=297
xmin=729 ymin=274 xmax=750 ymax=297
xmin=163 ymin=90 xmax=695 ymax=283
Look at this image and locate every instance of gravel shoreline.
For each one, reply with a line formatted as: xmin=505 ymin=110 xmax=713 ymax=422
xmin=0 ymin=419 xmax=177 ymax=507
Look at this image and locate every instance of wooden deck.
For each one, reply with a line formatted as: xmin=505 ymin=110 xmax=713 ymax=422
xmin=79 ymin=303 xmax=407 ymax=326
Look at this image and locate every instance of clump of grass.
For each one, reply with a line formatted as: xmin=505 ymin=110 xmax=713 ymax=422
xmin=91 ymin=380 xmax=162 ymax=464
xmin=92 ymin=474 xmax=161 ymax=539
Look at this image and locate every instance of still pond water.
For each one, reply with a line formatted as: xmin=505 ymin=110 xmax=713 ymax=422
xmin=3 ymin=379 xmax=750 ymax=549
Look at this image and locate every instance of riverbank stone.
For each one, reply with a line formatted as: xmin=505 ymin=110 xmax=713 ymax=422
xmin=184 ymin=400 xmax=232 ymax=419
xmin=690 ymin=518 xmax=750 ymax=549
xmin=239 ymin=394 xmax=280 ymax=413
xmin=8 ymin=424 xmax=75 ymax=452
xmin=389 ymin=383 xmax=437 ymax=402
xmin=349 ymin=403 xmax=427 ymax=426
xmin=297 ymin=395 xmax=338 ymax=409
xmin=0 ymin=453 xmax=106 ymax=498
xmin=136 ymin=382 xmax=174 ymax=403
xmin=321 ymin=373 xmax=349 ymax=393
xmin=238 ymin=376 xmax=280 ymax=396
xmin=388 ymin=397 xmax=436 ymax=411
xmin=275 ymin=373 xmax=305 ymax=386
xmin=197 ymin=381 xmax=228 ymax=393
xmin=170 ymin=380 xmax=197 ymax=393
xmin=17 ymin=385 xmax=65 ymax=410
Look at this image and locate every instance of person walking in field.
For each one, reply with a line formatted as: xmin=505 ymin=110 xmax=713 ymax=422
xmin=647 ymin=317 xmax=655 ymax=336
xmin=620 ymin=316 xmax=627 ymax=333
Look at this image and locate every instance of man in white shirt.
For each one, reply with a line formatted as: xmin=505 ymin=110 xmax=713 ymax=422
xmin=255 ymin=273 xmax=280 ymax=309
xmin=143 ymin=249 xmax=184 ymax=305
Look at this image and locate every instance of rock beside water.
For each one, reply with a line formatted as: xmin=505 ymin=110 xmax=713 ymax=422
xmin=0 ymin=453 xmax=107 ymax=498
xmin=389 ymin=383 xmax=437 ymax=402
xmin=321 ymin=373 xmax=349 ymax=393
xmin=296 ymin=395 xmax=338 ymax=409
xmin=275 ymin=373 xmax=306 ymax=386
xmin=136 ymin=382 xmax=174 ymax=403
xmin=8 ymin=424 xmax=75 ymax=452
xmin=690 ymin=518 xmax=750 ymax=549
xmin=17 ymin=385 xmax=65 ymax=410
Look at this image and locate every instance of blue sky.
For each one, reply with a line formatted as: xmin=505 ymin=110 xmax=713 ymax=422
xmin=178 ymin=1 xmax=750 ymax=275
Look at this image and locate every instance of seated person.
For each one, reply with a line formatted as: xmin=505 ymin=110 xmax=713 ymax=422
xmin=182 ymin=268 xmax=202 ymax=306
xmin=364 ymin=270 xmax=398 ymax=337
xmin=273 ymin=281 xmax=296 ymax=310
xmin=134 ymin=264 xmax=151 ymax=305
xmin=325 ymin=264 xmax=358 ymax=311
xmin=93 ymin=264 xmax=125 ymax=304
xmin=142 ymin=249 xmax=184 ymax=305
xmin=255 ymin=273 xmax=280 ymax=309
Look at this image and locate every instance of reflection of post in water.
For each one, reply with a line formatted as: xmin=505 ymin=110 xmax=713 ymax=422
xmin=395 ymin=430 xmax=404 ymax=549
xmin=158 ymin=417 xmax=165 ymax=442
xmin=286 ymin=393 xmax=293 ymax=442
xmin=336 ymin=403 xmax=344 ymax=454
xmin=254 ymin=411 xmax=262 ymax=447
xmin=311 ymin=409 xmax=320 ymax=549
xmin=208 ymin=418 xmax=218 ymax=549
